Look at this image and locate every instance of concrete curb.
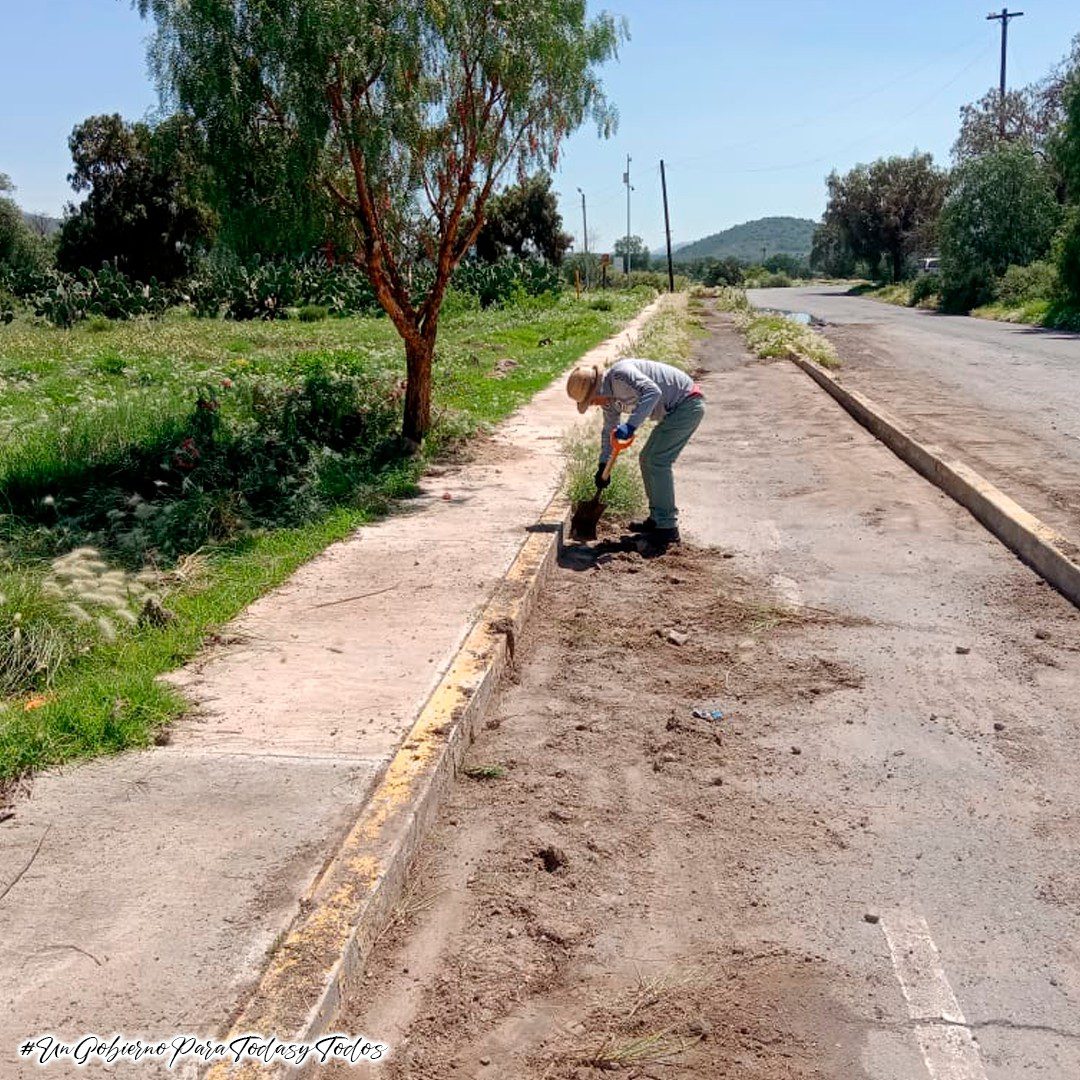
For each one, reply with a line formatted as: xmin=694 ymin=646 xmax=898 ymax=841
xmin=205 ymin=494 xmax=567 ymax=1078
xmin=190 ymin=293 xmax=669 ymax=1077
xmin=792 ymin=355 xmax=1080 ymax=610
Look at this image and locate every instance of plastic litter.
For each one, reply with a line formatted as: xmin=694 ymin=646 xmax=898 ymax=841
xmin=692 ymin=707 xmax=725 ymax=722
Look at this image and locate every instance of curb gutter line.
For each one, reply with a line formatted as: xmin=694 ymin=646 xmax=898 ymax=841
xmin=206 ymin=496 xmax=568 ymax=1078
xmin=792 ymin=355 xmax=1080 ymax=610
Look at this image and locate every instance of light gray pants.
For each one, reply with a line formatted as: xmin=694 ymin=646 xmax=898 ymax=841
xmin=639 ymin=395 xmax=705 ymax=529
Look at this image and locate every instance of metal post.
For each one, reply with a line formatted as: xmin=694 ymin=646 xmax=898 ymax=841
xmin=623 ymin=154 xmax=632 ymax=276
xmin=577 ymin=187 xmax=589 ymax=289
xmin=660 ymin=160 xmax=675 ymax=294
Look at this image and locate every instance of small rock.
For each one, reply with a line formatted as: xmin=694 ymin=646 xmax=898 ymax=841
xmin=955 ymin=645 xmax=971 ymax=655
xmin=711 ymin=776 xmax=724 ymax=786
xmin=1035 ymin=629 xmax=1051 ymax=641
xmin=538 ymin=846 xmax=568 ymax=873
xmin=442 ymin=491 xmax=453 ymax=501
xmin=864 ymin=912 xmax=881 ymax=925
xmin=791 ymin=746 xmax=802 ymax=756
xmin=479 ymin=1057 xmax=492 ymax=1067
xmin=666 ymin=629 xmax=690 ymax=647
xmin=994 ymin=722 xmax=1006 ymax=732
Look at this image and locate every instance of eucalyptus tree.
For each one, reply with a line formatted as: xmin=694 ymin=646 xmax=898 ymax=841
xmin=136 ymin=0 xmax=625 ymax=444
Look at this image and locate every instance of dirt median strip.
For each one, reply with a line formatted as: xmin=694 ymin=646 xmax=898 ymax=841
xmin=792 ymin=355 xmax=1080 ymax=610
xmin=203 ymin=497 xmax=568 ymax=1079
xmin=324 ymin=539 xmax=874 ymax=1079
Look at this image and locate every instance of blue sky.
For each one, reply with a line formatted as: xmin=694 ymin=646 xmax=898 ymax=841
xmin=2 ymin=1 xmax=1077 ymax=252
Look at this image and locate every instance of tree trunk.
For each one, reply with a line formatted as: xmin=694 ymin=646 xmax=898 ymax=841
xmin=402 ymin=336 xmax=434 ymax=447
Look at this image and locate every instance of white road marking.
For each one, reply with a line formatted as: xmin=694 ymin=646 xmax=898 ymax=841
xmin=880 ymin=912 xmax=990 ymax=1080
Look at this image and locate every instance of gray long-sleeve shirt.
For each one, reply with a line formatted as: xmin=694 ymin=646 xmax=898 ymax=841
xmin=597 ymin=358 xmax=697 ymax=461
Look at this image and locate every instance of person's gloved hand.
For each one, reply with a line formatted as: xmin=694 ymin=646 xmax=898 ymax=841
xmin=614 ymin=422 xmax=636 ymax=442
xmin=594 ymin=463 xmax=611 ymax=490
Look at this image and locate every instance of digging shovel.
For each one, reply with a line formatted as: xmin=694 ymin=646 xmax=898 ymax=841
xmin=570 ymin=432 xmax=635 ymax=541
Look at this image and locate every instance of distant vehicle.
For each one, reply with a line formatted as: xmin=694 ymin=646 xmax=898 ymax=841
xmin=919 ymin=257 xmax=941 ymax=275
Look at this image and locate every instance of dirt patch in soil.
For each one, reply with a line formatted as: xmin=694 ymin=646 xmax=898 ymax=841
xmin=329 ymin=537 xmax=873 ymax=1079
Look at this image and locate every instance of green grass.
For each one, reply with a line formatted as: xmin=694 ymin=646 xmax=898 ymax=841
xmin=564 ymin=426 xmax=646 ymax=519
xmin=461 ymin=763 xmax=508 ymax=780
xmin=0 ymin=290 xmax=652 ymax=786
xmin=864 ymin=282 xmax=914 ymax=307
xmin=711 ymin=287 xmax=840 ymax=369
xmin=971 ymin=298 xmax=1080 ymax=331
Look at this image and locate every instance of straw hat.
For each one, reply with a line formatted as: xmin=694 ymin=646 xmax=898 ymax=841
xmin=566 ymin=364 xmax=603 ymax=414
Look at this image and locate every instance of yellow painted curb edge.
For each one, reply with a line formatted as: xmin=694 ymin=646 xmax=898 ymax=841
xmin=792 ymin=355 xmax=1080 ymax=610
xmin=206 ymin=494 xmax=569 ymax=1078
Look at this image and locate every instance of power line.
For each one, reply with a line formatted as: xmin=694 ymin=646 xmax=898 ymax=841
xmin=665 ymin=42 xmax=993 ymax=180
xmin=660 ymin=34 xmax=987 ymax=174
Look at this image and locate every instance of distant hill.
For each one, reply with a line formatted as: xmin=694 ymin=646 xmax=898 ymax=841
xmin=21 ymin=211 xmax=61 ymax=237
xmin=672 ymin=216 xmax=817 ymax=263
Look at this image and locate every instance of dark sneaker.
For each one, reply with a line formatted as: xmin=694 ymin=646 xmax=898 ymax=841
xmin=628 ymin=518 xmax=658 ymax=534
xmin=644 ymin=527 xmax=680 ymax=548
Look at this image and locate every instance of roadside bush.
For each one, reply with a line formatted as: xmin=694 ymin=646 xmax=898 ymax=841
xmin=909 ymin=274 xmax=939 ymax=307
xmin=185 ymin=254 xmax=381 ymax=320
xmin=939 ymin=147 xmax=1061 ymax=312
xmin=744 ymin=272 xmax=792 ymax=289
xmin=0 ymin=265 xmax=174 ymax=327
xmin=995 ymin=260 xmax=1059 ymax=306
xmin=1 ymin=363 xmax=405 ymax=564
xmin=0 ymin=283 xmax=15 ymax=324
xmin=1055 ymin=207 xmax=1080 ymax=308
xmin=450 ymin=255 xmax=563 ymax=308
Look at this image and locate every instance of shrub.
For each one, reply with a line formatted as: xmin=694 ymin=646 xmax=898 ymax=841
xmin=744 ymin=272 xmax=792 ymax=289
xmin=450 ymin=255 xmax=563 ymax=308
xmin=297 ymin=304 xmax=328 ymax=322
xmin=939 ymin=147 xmax=1061 ymax=312
xmin=186 ymin=254 xmax=381 ymax=320
xmin=995 ymin=260 xmax=1059 ymax=306
xmin=0 ymin=265 xmax=174 ymax=327
xmin=1 ymin=364 xmax=405 ymax=564
xmin=909 ymin=274 xmax=939 ymax=307
xmin=1056 ymin=207 xmax=1080 ymax=308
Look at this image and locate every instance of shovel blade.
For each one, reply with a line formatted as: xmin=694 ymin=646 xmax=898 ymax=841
xmin=570 ymin=496 xmax=606 ymax=541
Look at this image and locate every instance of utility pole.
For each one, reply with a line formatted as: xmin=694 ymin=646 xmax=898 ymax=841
xmin=577 ymin=187 xmax=589 ymax=289
xmin=987 ymin=8 xmax=1024 ymax=140
xmin=623 ymin=154 xmax=633 ymax=276
xmin=660 ymin=160 xmax=675 ymax=294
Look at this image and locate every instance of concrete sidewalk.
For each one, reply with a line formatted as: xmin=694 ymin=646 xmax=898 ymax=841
xmin=0 ymin=295 xmax=667 ymax=1078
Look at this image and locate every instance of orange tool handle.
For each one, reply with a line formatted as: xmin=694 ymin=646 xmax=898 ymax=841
xmin=599 ymin=431 xmax=635 ymax=483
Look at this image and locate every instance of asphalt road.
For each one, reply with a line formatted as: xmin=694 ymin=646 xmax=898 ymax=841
xmin=680 ymin=305 xmax=1080 ymax=1078
xmin=748 ymin=285 xmax=1080 ymax=544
